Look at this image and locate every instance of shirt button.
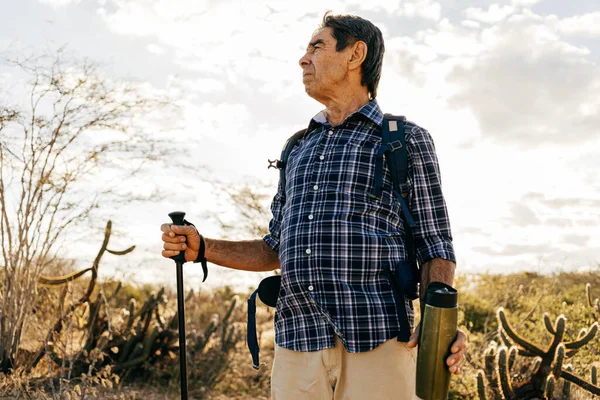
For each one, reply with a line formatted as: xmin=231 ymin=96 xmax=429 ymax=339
xmin=313 ymin=185 xmax=319 ymax=190
xmin=308 ymin=285 xmax=314 ymax=291
xmin=319 ymin=155 xmax=325 ymax=160
xmin=305 ymin=249 xmax=311 ymax=255
xmin=328 ymin=130 xmax=333 ymax=135
xmin=308 ymin=214 xmax=314 ymax=220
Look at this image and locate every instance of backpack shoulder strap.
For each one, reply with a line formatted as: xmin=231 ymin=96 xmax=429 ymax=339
xmin=382 ymin=114 xmax=408 ymax=196
xmin=269 ymin=128 xmax=307 ymax=193
xmin=371 ymin=115 xmax=407 ymax=199
xmin=378 ymin=115 xmax=420 ymax=342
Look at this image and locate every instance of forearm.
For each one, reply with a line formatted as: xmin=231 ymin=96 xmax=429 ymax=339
xmin=420 ymin=257 xmax=456 ymax=304
xmin=204 ymin=238 xmax=280 ymax=272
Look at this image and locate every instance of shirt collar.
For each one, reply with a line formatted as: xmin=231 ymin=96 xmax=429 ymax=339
xmin=308 ymin=99 xmax=384 ymax=132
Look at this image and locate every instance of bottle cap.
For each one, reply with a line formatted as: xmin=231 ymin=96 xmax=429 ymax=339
xmin=424 ymin=282 xmax=458 ymax=308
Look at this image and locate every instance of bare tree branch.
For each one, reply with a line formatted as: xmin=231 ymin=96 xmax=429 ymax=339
xmin=0 ymin=47 xmax=178 ymax=372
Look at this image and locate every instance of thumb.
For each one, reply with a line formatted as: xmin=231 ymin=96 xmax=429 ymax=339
xmin=407 ymin=325 xmax=420 ymax=348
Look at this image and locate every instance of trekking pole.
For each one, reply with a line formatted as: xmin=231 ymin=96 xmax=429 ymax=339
xmin=168 ymin=211 xmax=189 ymax=400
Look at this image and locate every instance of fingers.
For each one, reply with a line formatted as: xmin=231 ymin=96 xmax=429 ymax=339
xmin=447 ymin=346 xmax=467 ymax=374
xmin=162 ymin=249 xmax=180 ymax=258
xmin=160 ymin=223 xmax=197 ymax=237
xmin=163 ymin=241 xmax=187 ymax=252
xmin=162 ymin=232 xmax=187 ymax=244
xmin=406 ymin=324 xmax=420 ymax=348
xmin=447 ymin=330 xmax=468 ymax=375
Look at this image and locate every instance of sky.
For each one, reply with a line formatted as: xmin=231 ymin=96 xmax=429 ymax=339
xmin=0 ymin=0 xmax=599 ymax=291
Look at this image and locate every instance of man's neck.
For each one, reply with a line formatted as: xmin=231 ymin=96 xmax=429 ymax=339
xmin=323 ymin=91 xmax=371 ymax=126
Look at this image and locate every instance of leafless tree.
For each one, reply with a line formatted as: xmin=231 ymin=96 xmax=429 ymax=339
xmin=0 ymin=47 xmax=175 ymax=373
xmin=212 ymin=182 xmax=274 ymax=240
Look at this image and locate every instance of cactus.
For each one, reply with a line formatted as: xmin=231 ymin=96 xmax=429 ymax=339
xmin=508 ymin=346 xmax=518 ymax=371
xmin=552 ymin=344 xmax=564 ymax=379
xmin=497 ymin=346 xmax=516 ymax=400
xmin=38 ymin=268 xmax=95 ymax=286
xmin=543 ymin=313 xmax=556 ymax=335
xmin=477 ymin=370 xmax=487 ymax=400
xmin=24 ymin=220 xmax=243 ymax=388
xmin=484 ymin=343 xmax=497 ymax=380
xmin=544 ymin=374 xmax=555 ymax=398
xmin=586 ymin=282 xmax=600 ymax=319
xmin=479 ymin=342 xmax=502 ymax=399
xmin=26 ymin=221 xmax=133 ymax=371
xmin=563 ymin=364 xmax=573 ymax=398
xmin=478 ymin=305 xmax=600 ymax=399
xmin=587 ymin=283 xmax=594 ymax=308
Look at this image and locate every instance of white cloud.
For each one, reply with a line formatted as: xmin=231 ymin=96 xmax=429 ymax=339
xmin=557 ymin=12 xmax=600 ymax=38
xmin=146 ymin=43 xmax=165 ymax=55
xmin=397 ymin=0 xmax=442 ymax=21
xmin=168 ymin=75 xmax=226 ymax=95
xmin=510 ymin=0 xmax=543 ymax=6
xmin=96 ymin=0 xmax=323 ymax=83
xmin=417 ymin=20 xmax=483 ymax=57
xmin=464 ymin=4 xmax=515 ymax=24
xmin=38 ymin=0 xmax=81 ymax=7
xmin=448 ymin=12 xmax=600 ymax=146
xmin=461 ymin=20 xmax=481 ymax=29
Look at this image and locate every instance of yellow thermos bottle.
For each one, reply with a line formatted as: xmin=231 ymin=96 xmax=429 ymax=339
xmin=416 ymin=282 xmax=458 ymax=400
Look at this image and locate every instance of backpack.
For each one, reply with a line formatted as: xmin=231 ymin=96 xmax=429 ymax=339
xmin=247 ymin=114 xmax=419 ymax=369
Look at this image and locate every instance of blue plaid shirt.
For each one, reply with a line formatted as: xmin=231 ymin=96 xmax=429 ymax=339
xmin=264 ymin=100 xmax=455 ymax=353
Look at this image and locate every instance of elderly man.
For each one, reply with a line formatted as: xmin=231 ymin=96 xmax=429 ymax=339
xmin=161 ymin=12 xmax=466 ymax=400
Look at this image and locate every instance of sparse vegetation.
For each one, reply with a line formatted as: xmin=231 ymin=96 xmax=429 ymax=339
xmin=2 ymin=256 xmax=600 ymax=399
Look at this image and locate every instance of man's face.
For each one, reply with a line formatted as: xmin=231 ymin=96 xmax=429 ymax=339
xmin=299 ymin=27 xmax=352 ymax=102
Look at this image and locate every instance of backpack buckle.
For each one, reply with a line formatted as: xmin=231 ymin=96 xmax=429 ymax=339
xmin=388 ymin=140 xmax=403 ymax=152
xmin=268 ymin=159 xmax=284 ymax=169
xmin=398 ymin=184 xmax=409 ymax=199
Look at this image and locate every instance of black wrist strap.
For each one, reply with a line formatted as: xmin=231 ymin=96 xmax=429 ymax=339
xmin=194 ymin=235 xmax=207 ymax=264
xmin=183 ymin=219 xmax=209 ymax=282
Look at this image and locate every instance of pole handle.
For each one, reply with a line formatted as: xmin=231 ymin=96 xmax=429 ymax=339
xmin=168 ymin=211 xmax=187 ymax=264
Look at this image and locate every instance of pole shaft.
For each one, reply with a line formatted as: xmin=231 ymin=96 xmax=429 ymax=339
xmin=176 ymin=262 xmax=188 ymax=400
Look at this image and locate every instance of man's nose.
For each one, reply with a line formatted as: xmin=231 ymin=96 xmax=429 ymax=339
xmin=299 ymin=53 xmax=310 ymax=69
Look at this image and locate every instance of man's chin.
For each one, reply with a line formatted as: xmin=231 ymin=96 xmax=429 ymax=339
xmin=304 ymin=87 xmax=317 ymax=99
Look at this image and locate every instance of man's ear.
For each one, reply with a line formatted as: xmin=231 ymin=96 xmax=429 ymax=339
xmin=348 ymin=41 xmax=368 ymax=71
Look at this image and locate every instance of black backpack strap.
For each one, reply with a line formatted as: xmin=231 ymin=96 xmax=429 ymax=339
xmin=383 ymin=266 xmax=411 ymax=342
xmin=372 ymin=115 xmax=408 ymax=199
xmin=247 ymin=289 xmax=261 ymax=369
xmin=380 ymin=114 xmax=416 ymax=241
xmin=375 ymin=115 xmax=420 ymax=342
xmin=268 ymin=129 xmax=307 ymax=193
xmin=247 ymin=276 xmax=281 ymax=369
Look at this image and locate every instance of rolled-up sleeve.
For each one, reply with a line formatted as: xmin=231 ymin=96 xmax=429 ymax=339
xmin=263 ymin=180 xmax=285 ymax=253
xmin=406 ymin=125 xmax=456 ymax=264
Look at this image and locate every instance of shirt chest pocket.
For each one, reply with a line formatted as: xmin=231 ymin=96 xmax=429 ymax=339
xmin=326 ymin=136 xmax=382 ymax=198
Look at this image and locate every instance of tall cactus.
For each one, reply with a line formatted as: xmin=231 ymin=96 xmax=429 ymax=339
xmin=497 ymin=346 xmax=515 ymax=400
xmin=477 ymin=304 xmax=600 ymax=399
xmin=25 ymin=220 xmax=243 ymax=386
xmin=477 ymin=370 xmax=488 ymax=400
xmin=27 ymin=220 xmax=134 ymax=371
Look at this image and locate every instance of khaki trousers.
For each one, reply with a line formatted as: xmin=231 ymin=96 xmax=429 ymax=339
xmin=271 ymin=337 xmax=419 ymax=400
